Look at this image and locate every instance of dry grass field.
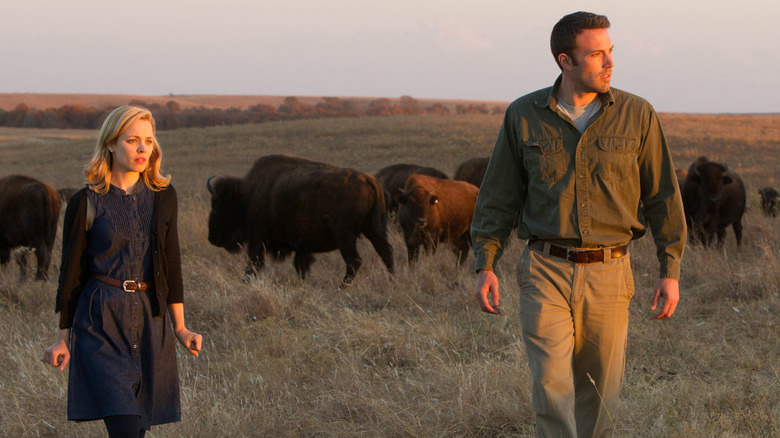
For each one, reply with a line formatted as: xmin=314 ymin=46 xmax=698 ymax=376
xmin=0 ymin=111 xmax=778 ymax=437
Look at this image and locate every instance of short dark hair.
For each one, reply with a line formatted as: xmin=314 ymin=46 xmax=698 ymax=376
xmin=550 ymin=11 xmax=610 ymax=70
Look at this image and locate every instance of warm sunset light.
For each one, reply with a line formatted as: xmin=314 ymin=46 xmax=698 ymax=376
xmin=1 ymin=2 xmax=778 ymax=437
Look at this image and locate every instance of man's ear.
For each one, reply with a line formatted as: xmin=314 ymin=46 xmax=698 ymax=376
xmin=558 ymin=53 xmax=573 ymax=70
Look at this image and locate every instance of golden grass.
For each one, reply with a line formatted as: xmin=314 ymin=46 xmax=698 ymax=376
xmin=0 ymin=113 xmax=778 ymax=437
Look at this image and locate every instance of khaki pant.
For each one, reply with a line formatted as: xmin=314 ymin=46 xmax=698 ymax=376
xmin=516 ymin=244 xmax=634 ymax=438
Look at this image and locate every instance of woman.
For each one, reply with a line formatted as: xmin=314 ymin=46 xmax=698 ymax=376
xmin=41 ymin=106 xmax=202 ymax=438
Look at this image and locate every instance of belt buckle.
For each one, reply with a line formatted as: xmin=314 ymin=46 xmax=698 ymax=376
xmin=122 ymin=280 xmax=138 ymax=292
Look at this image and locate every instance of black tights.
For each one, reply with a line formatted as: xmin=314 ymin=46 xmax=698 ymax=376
xmin=103 ymin=415 xmax=146 ymax=438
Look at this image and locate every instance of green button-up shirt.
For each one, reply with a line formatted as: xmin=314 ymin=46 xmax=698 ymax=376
xmin=471 ymin=76 xmax=686 ymax=279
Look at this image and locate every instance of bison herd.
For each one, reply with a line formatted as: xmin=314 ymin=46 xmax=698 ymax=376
xmin=205 ymin=155 xmax=485 ymax=284
xmin=1 ymin=154 xmax=777 ymax=284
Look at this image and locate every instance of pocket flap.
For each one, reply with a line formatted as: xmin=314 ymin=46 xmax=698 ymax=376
xmin=597 ymin=137 xmax=638 ymax=153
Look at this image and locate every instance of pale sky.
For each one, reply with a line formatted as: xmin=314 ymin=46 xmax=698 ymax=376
xmin=1 ymin=0 xmax=777 ymax=113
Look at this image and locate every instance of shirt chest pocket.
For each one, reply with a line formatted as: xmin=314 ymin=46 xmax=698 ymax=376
xmin=596 ymin=137 xmax=639 ymax=182
xmin=523 ymin=138 xmax=568 ymax=185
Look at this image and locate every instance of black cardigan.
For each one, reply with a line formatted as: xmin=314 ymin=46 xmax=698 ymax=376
xmin=55 ymin=185 xmax=184 ymax=329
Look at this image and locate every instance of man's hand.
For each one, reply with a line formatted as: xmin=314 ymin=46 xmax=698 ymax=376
xmin=650 ymin=278 xmax=679 ymax=320
xmin=475 ymin=270 xmax=501 ymax=315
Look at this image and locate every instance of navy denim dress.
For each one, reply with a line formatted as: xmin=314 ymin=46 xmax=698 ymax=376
xmin=67 ymin=184 xmax=180 ymax=429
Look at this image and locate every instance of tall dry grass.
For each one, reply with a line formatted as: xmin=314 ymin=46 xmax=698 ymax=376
xmin=0 ymin=113 xmax=778 ymax=437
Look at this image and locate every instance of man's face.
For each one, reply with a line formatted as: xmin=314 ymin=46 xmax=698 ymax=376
xmin=565 ymin=28 xmax=614 ymax=94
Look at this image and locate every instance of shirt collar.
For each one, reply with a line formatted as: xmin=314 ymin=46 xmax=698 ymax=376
xmin=108 ymin=181 xmax=149 ymax=196
xmin=538 ymin=74 xmax=615 ymax=110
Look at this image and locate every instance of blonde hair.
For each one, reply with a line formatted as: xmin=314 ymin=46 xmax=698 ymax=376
xmin=84 ymin=105 xmax=170 ymax=194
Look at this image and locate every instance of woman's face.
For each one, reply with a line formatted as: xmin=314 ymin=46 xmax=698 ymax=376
xmin=110 ymin=119 xmax=155 ymax=175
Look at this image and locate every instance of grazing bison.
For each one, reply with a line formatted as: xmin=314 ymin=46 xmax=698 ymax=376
xmin=374 ymin=163 xmax=449 ymax=214
xmin=207 ymin=154 xmax=394 ymax=284
xmin=758 ymin=186 xmax=778 ymax=217
xmin=681 ymin=157 xmax=746 ymax=248
xmin=454 ymin=156 xmax=490 ymax=188
xmin=395 ymin=174 xmax=479 ymax=265
xmin=0 ymin=174 xmax=62 ymax=280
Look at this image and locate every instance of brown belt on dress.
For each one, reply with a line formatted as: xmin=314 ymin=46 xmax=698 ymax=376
xmin=91 ymin=273 xmax=148 ymax=292
xmin=527 ymin=239 xmax=628 ymax=263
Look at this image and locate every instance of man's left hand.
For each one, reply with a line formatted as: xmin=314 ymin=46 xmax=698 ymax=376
xmin=650 ymin=278 xmax=679 ymax=320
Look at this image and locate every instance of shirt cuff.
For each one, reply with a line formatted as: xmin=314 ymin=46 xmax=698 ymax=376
xmin=474 ymin=251 xmax=497 ymax=273
xmin=659 ymin=258 xmax=681 ymax=280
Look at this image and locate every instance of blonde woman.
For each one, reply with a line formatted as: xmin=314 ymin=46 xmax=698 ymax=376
xmin=41 ymin=106 xmax=202 ymax=437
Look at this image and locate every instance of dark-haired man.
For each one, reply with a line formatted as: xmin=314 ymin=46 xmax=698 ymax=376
xmin=471 ymin=11 xmax=685 ymax=437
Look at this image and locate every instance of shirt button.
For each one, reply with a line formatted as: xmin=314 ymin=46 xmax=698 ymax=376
xmin=580 ymin=202 xmax=586 ymax=207
xmin=133 ymin=344 xmax=138 ymax=349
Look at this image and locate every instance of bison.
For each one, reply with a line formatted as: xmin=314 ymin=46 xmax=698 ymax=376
xmin=681 ymin=157 xmax=746 ymax=248
xmin=758 ymin=186 xmax=778 ymax=217
xmin=0 ymin=174 xmax=62 ymax=280
xmin=454 ymin=156 xmax=490 ymax=188
xmin=207 ymin=154 xmax=394 ymax=284
xmin=395 ymin=174 xmax=479 ymax=265
xmin=374 ymin=163 xmax=449 ymax=214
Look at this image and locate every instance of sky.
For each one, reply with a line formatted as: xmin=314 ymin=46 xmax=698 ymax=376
xmin=1 ymin=0 xmax=778 ymax=114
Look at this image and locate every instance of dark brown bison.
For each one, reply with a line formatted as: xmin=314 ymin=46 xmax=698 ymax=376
xmin=758 ymin=186 xmax=778 ymax=217
xmin=0 ymin=174 xmax=62 ymax=280
xmin=681 ymin=157 xmax=746 ymax=248
xmin=374 ymin=163 xmax=449 ymax=214
xmin=207 ymin=154 xmax=394 ymax=284
xmin=395 ymin=174 xmax=479 ymax=265
xmin=454 ymin=156 xmax=490 ymax=188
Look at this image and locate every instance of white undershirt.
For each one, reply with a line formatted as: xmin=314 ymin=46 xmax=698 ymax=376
xmin=557 ymin=98 xmax=602 ymax=134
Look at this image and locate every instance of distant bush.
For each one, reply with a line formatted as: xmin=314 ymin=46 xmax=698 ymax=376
xmin=0 ymin=96 xmax=494 ymax=130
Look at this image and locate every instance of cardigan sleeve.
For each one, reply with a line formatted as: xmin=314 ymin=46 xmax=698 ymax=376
xmin=160 ymin=185 xmax=184 ymax=304
xmin=55 ymin=189 xmax=89 ymax=329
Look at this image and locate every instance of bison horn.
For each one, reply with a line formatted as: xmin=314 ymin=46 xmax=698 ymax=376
xmin=206 ymin=176 xmax=218 ymax=194
xmin=690 ymin=163 xmax=700 ymax=178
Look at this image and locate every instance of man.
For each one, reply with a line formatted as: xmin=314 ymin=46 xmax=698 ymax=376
xmin=471 ymin=11 xmax=685 ymax=438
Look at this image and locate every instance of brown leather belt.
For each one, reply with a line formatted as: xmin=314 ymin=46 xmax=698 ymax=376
xmin=91 ymin=273 xmax=148 ymax=292
xmin=528 ymin=239 xmax=628 ymax=263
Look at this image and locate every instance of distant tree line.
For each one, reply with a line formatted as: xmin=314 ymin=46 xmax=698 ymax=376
xmin=0 ymin=96 xmax=505 ymax=130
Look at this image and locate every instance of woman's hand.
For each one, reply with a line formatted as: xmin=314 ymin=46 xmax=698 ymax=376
xmin=175 ymin=328 xmax=203 ymax=357
xmin=41 ymin=329 xmax=71 ymax=371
